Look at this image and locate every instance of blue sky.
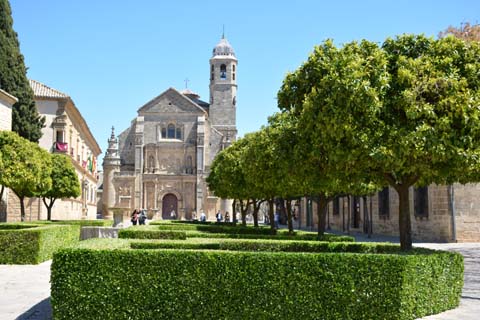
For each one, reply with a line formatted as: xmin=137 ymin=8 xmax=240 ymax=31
xmin=9 ymin=0 xmax=479 ymax=164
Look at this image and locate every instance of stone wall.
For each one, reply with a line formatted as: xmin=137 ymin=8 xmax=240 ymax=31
xmin=0 ymin=98 xmax=12 ymax=131
xmin=5 ymin=191 xmax=97 ymax=222
xmin=35 ymin=99 xmax=58 ymax=151
xmin=453 ymin=183 xmax=480 ymax=242
xmin=299 ymin=183 xmax=480 ymax=243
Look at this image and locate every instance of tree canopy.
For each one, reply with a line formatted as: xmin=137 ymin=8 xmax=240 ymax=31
xmin=0 ymin=0 xmax=45 ymax=142
xmin=278 ymin=34 xmax=480 ymax=250
xmin=439 ymin=22 xmax=480 ymax=42
xmin=0 ymin=131 xmax=52 ymax=221
xmin=40 ymin=153 xmax=81 ymax=220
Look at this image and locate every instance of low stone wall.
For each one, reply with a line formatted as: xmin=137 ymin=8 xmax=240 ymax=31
xmin=80 ymin=227 xmax=120 ymax=240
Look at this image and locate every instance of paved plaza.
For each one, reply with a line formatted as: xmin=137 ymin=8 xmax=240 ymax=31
xmin=0 ymin=236 xmax=479 ymax=319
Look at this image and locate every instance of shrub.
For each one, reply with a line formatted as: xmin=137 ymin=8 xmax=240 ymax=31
xmin=128 ymin=239 xmax=423 ymax=254
xmin=0 ymin=224 xmax=37 ymax=230
xmin=51 ymin=243 xmax=463 ymax=320
xmin=185 ymin=230 xmax=354 ymax=242
xmin=150 ymin=220 xmax=236 ymax=226
xmin=54 ymin=220 xmax=113 ymax=227
xmin=0 ymin=223 xmax=80 ymax=264
xmin=118 ymin=228 xmax=186 ymax=240
xmin=30 ymin=220 xmax=113 ymax=227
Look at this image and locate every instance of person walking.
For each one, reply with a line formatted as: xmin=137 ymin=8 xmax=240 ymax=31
xmin=200 ymin=210 xmax=206 ymax=222
xmin=131 ymin=209 xmax=139 ymax=226
xmin=274 ymin=211 xmax=280 ymax=229
xmin=216 ymin=210 xmax=223 ymax=222
xmin=139 ymin=209 xmax=147 ymax=225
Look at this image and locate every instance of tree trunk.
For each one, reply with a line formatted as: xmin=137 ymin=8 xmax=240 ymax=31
xmin=0 ymin=185 xmax=4 ymax=201
xmin=369 ymin=196 xmax=373 ymax=238
xmin=240 ymin=200 xmax=247 ymax=226
xmin=286 ymin=199 xmax=294 ymax=234
xmin=326 ymin=202 xmax=330 ymax=230
xmin=19 ymin=195 xmax=26 ymax=222
xmin=397 ymin=184 xmax=413 ymax=250
xmin=268 ymin=198 xmax=276 ymax=235
xmin=342 ymin=197 xmax=345 ymax=232
xmin=317 ymin=194 xmax=328 ymax=238
xmin=362 ymin=196 xmax=369 ymax=236
xmin=232 ymin=199 xmax=237 ymax=226
xmin=42 ymin=197 xmax=56 ymax=221
xmin=252 ymin=200 xmax=260 ymax=227
xmin=346 ymin=195 xmax=351 ymax=234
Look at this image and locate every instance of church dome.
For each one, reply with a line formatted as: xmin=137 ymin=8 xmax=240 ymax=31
xmin=212 ymin=37 xmax=235 ymax=57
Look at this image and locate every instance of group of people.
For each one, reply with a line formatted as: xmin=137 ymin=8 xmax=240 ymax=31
xmin=131 ymin=209 xmax=147 ymax=225
xmin=216 ymin=210 xmax=230 ymax=222
xmin=131 ymin=208 xmax=236 ymax=224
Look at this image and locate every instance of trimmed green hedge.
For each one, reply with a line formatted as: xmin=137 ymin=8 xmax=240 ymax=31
xmin=51 ymin=241 xmax=463 ymax=320
xmin=185 ymin=230 xmax=354 ymax=242
xmin=0 ymin=223 xmax=80 ymax=264
xmin=118 ymin=228 xmax=186 ymax=240
xmin=0 ymin=224 xmax=37 ymax=230
xmin=129 ymin=239 xmax=412 ymax=254
xmin=149 ymin=221 xmax=354 ymax=242
xmin=153 ymin=222 xmax=274 ymax=235
xmin=30 ymin=219 xmax=113 ymax=227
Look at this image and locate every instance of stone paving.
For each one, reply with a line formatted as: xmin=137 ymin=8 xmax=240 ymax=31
xmin=0 ymin=231 xmax=479 ymax=319
xmin=0 ymin=261 xmax=51 ymax=319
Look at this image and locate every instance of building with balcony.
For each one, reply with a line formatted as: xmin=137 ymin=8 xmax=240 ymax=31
xmin=5 ymin=80 xmax=101 ymax=221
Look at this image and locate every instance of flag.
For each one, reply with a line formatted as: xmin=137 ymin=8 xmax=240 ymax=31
xmin=92 ymin=156 xmax=97 ymax=174
xmin=87 ymin=155 xmax=93 ymax=173
xmin=55 ymin=142 xmax=68 ymax=152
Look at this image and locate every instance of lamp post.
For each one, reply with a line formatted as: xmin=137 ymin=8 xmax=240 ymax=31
xmin=82 ymin=179 xmax=88 ymax=219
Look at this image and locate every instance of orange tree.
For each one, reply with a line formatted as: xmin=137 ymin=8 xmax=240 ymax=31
xmin=39 ymin=154 xmax=80 ymax=220
xmin=278 ymin=35 xmax=480 ymax=250
xmin=0 ymin=131 xmax=51 ymax=221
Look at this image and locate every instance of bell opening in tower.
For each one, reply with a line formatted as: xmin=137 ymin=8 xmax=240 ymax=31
xmin=220 ymin=64 xmax=227 ymax=80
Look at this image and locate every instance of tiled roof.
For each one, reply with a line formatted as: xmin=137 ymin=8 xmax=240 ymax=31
xmin=29 ymin=79 xmax=68 ymax=99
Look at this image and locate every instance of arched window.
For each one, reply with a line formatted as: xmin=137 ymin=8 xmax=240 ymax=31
xmin=232 ymin=64 xmax=236 ymax=81
xmin=167 ymin=124 xmax=175 ymax=138
xmin=220 ymin=64 xmax=227 ymax=79
xmin=161 ymin=128 xmax=166 ymax=139
xmin=210 ymin=65 xmax=214 ymax=80
xmin=176 ymin=127 xmax=182 ymax=140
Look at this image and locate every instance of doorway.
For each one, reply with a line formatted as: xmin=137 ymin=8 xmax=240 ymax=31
xmin=162 ymin=193 xmax=178 ymax=219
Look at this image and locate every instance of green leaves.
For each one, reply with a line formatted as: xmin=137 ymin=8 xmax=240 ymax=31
xmin=0 ymin=0 xmax=45 ymax=142
xmin=39 ymin=153 xmax=81 ymax=219
xmin=0 ymin=131 xmax=52 ymax=197
xmin=278 ymin=34 xmax=480 ymax=249
xmin=50 ymin=239 xmax=463 ymax=319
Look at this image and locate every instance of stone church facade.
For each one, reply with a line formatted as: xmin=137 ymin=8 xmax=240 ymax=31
xmin=102 ymin=36 xmax=237 ymax=220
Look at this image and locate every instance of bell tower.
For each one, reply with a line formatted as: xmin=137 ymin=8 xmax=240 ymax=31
xmin=102 ymin=126 xmax=120 ymax=219
xmin=209 ymin=34 xmax=237 ymax=141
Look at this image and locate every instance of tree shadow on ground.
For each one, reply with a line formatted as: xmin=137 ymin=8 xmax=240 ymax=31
xmin=15 ymin=297 xmax=51 ymax=320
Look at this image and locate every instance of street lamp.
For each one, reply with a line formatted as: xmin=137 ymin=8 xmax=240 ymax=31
xmin=82 ymin=179 xmax=88 ymax=218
